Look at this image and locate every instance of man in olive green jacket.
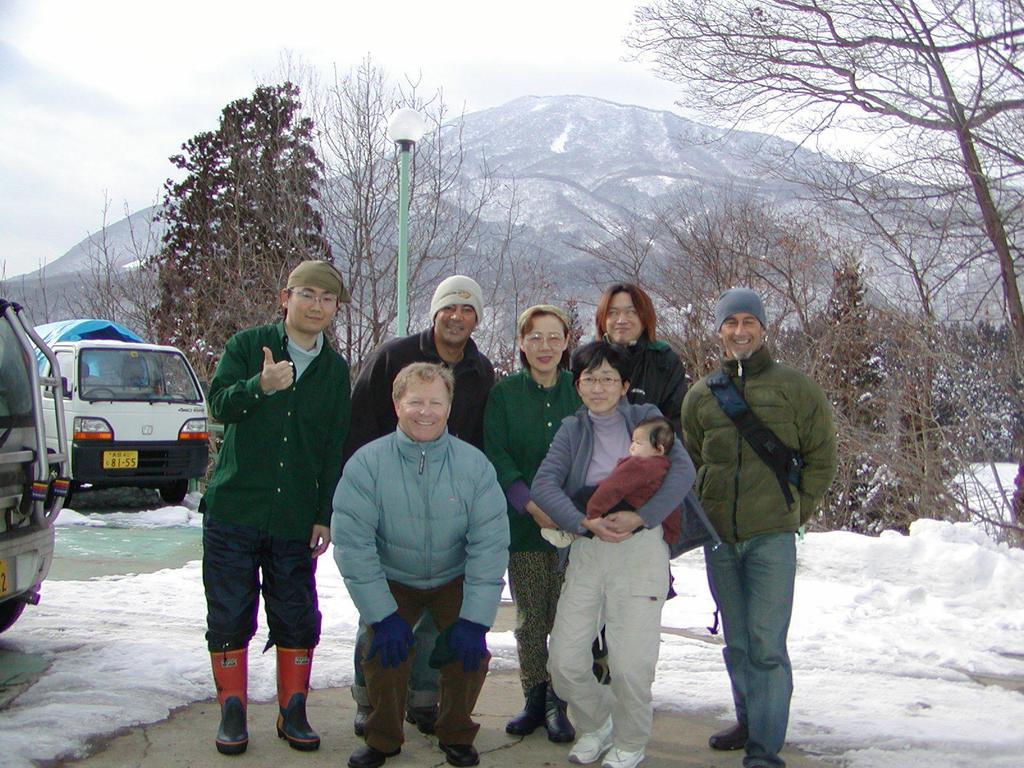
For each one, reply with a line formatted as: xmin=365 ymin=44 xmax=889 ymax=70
xmin=202 ymin=261 xmax=351 ymax=757
xmin=681 ymin=288 xmax=836 ymax=768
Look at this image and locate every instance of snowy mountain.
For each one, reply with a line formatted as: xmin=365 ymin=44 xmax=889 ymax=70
xmin=3 ymin=95 xmax=830 ymax=319
xmin=457 ymin=95 xmax=815 ymax=237
xmin=27 ymin=205 xmax=164 ymax=278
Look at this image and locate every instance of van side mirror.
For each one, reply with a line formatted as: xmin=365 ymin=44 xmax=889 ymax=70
xmin=61 ymin=377 xmax=72 ymax=399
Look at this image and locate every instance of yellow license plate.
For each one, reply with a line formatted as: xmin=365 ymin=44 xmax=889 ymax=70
xmin=0 ymin=558 xmax=9 ymax=598
xmin=103 ymin=450 xmax=139 ymax=469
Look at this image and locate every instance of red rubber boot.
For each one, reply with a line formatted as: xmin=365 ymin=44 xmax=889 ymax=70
xmin=276 ymin=647 xmax=320 ymax=751
xmin=211 ymin=648 xmax=248 ymax=755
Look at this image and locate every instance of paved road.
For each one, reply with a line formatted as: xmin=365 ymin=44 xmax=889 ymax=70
xmin=62 ymin=671 xmax=837 ymax=768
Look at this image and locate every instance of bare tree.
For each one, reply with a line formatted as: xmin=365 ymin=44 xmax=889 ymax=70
xmin=571 ymin=189 xmax=834 ymax=377
xmin=68 ymin=196 xmax=162 ymax=338
xmin=570 ymin=207 xmax=663 ymax=288
xmin=630 ymin=0 xmax=1024 ymax=346
xmin=301 ymin=57 xmax=508 ymax=369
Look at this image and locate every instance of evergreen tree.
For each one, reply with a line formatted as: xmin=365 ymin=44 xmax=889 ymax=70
xmin=150 ymin=82 xmax=330 ymax=378
xmin=815 ymin=257 xmax=890 ymax=532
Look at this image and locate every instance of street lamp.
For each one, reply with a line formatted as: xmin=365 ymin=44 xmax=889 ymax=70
xmin=387 ymin=107 xmax=426 ymax=336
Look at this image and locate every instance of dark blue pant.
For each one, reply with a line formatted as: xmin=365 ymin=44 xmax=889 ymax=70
xmin=706 ymin=532 xmax=796 ymax=768
xmin=203 ymin=515 xmax=321 ymax=652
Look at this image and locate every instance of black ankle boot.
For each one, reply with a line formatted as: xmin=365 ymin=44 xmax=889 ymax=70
xmin=505 ymin=682 xmax=547 ymax=735
xmin=216 ymin=696 xmax=249 ymax=755
xmin=708 ymin=722 xmax=748 ymax=751
xmin=348 ymin=744 xmax=401 ymax=768
xmin=543 ymin=685 xmax=575 ymax=743
xmin=405 ymin=703 xmax=438 ymax=735
xmin=277 ymin=692 xmax=321 ymax=751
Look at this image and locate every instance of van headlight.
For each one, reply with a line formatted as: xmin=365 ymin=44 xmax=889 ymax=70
xmin=73 ymin=417 xmax=113 ymax=440
xmin=178 ymin=418 xmax=209 ymax=441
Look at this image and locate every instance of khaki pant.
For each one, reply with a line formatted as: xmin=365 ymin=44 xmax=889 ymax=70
xmin=362 ymin=577 xmax=489 ymax=752
xmin=548 ymin=527 xmax=668 ymax=752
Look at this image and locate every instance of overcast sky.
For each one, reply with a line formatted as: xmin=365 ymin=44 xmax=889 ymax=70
xmin=0 ymin=0 xmax=686 ymax=279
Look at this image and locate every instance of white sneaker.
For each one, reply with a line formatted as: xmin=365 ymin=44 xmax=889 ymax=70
xmin=601 ymin=746 xmax=645 ymax=768
xmin=568 ymin=717 xmax=614 ymax=764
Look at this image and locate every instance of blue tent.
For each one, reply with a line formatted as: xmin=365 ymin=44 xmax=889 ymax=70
xmin=34 ymin=319 xmax=144 ymax=371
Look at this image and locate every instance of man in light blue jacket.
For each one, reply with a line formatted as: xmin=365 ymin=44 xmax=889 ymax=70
xmin=333 ymin=362 xmax=509 ymax=768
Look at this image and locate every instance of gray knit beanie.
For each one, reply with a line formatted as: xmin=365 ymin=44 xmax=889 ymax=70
xmin=714 ymin=288 xmax=766 ymax=330
xmin=429 ymin=275 xmax=484 ymax=322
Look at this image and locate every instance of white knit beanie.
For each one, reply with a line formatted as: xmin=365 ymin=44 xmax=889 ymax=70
xmin=429 ymin=275 xmax=484 ymax=322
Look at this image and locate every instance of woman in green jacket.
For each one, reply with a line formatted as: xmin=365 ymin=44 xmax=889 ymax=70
xmin=483 ymin=304 xmax=581 ymax=743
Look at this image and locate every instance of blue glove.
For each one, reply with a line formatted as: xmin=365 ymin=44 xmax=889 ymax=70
xmin=448 ymin=618 xmax=489 ymax=672
xmin=368 ymin=613 xmax=414 ymax=669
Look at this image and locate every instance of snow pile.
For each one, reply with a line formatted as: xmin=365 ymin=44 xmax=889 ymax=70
xmin=1 ymin=516 xmax=1022 ymax=767
xmin=55 ymin=504 xmax=201 ymax=528
xmin=656 ymin=519 xmax=1024 ymax=768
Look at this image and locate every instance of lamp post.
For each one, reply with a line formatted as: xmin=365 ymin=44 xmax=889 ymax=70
xmin=387 ymin=107 xmax=425 ymax=337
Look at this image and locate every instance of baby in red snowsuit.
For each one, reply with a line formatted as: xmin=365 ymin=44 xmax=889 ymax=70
xmin=585 ymin=416 xmax=682 ymax=547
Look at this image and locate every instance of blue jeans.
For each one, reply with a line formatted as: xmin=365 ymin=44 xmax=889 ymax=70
xmin=351 ymin=611 xmax=439 ymax=707
xmin=705 ymin=532 xmax=796 ymax=768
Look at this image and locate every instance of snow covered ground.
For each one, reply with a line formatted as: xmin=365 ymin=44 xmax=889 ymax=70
xmin=1 ymin=468 xmax=1021 ymax=768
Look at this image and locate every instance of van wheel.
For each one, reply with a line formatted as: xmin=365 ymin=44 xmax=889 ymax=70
xmin=159 ymin=480 xmax=189 ymax=505
xmin=0 ymin=600 xmax=26 ymax=634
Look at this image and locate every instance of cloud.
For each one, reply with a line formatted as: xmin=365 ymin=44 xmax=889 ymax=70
xmin=0 ymin=41 xmax=127 ymax=119
xmin=0 ymin=0 xmax=684 ymax=276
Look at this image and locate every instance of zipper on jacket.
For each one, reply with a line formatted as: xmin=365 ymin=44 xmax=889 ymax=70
xmin=731 ymin=360 xmax=745 ymax=542
xmin=417 ymin=448 xmax=431 ymax=576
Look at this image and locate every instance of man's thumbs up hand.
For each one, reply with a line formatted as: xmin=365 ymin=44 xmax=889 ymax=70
xmin=260 ymin=346 xmax=294 ymax=394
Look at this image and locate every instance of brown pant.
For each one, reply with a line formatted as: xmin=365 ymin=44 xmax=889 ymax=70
xmin=362 ymin=577 xmax=490 ymax=752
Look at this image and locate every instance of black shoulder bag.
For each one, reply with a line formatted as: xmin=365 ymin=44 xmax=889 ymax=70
xmin=706 ymin=370 xmax=804 ymax=506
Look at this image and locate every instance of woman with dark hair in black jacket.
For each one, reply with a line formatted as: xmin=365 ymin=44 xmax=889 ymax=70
xmin=594 ymin=283 xmax=687 ymax=436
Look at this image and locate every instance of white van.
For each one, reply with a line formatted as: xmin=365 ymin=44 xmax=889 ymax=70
xmin=39 ymin=333 xmax=209 ymax=504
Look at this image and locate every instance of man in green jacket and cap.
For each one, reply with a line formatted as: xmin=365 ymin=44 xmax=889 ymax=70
xmin=201 ymin=260 xmax=351 ymax=756
xmin=682 ymin=288 xmax=836 ymax=768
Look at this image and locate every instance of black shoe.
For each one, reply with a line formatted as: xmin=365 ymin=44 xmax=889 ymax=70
xmin=439 ymin=742 xmax=480 ymax=767
xmin=276 ymin=692 xmax=320 ymax=751
xmin=405 ymin=703 xmax=438 ymax=735
xmin=505 ymin=682 xmax=547 ymax=736
xmin=347 ymin=744 xmax=401 ymax=768
xmin=709 ymin=722 xmax=748 ymax=751
xmin=543 ymin=686 xmax=575 ymax=743
xmin=215 ymin=696 xmax=249 ymax=755
xmin=353 ymin=704 xmax=372 ymax=737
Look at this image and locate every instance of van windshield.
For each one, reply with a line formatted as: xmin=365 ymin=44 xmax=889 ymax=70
xmin=79 ymin=348 xmax=202 ymax=403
